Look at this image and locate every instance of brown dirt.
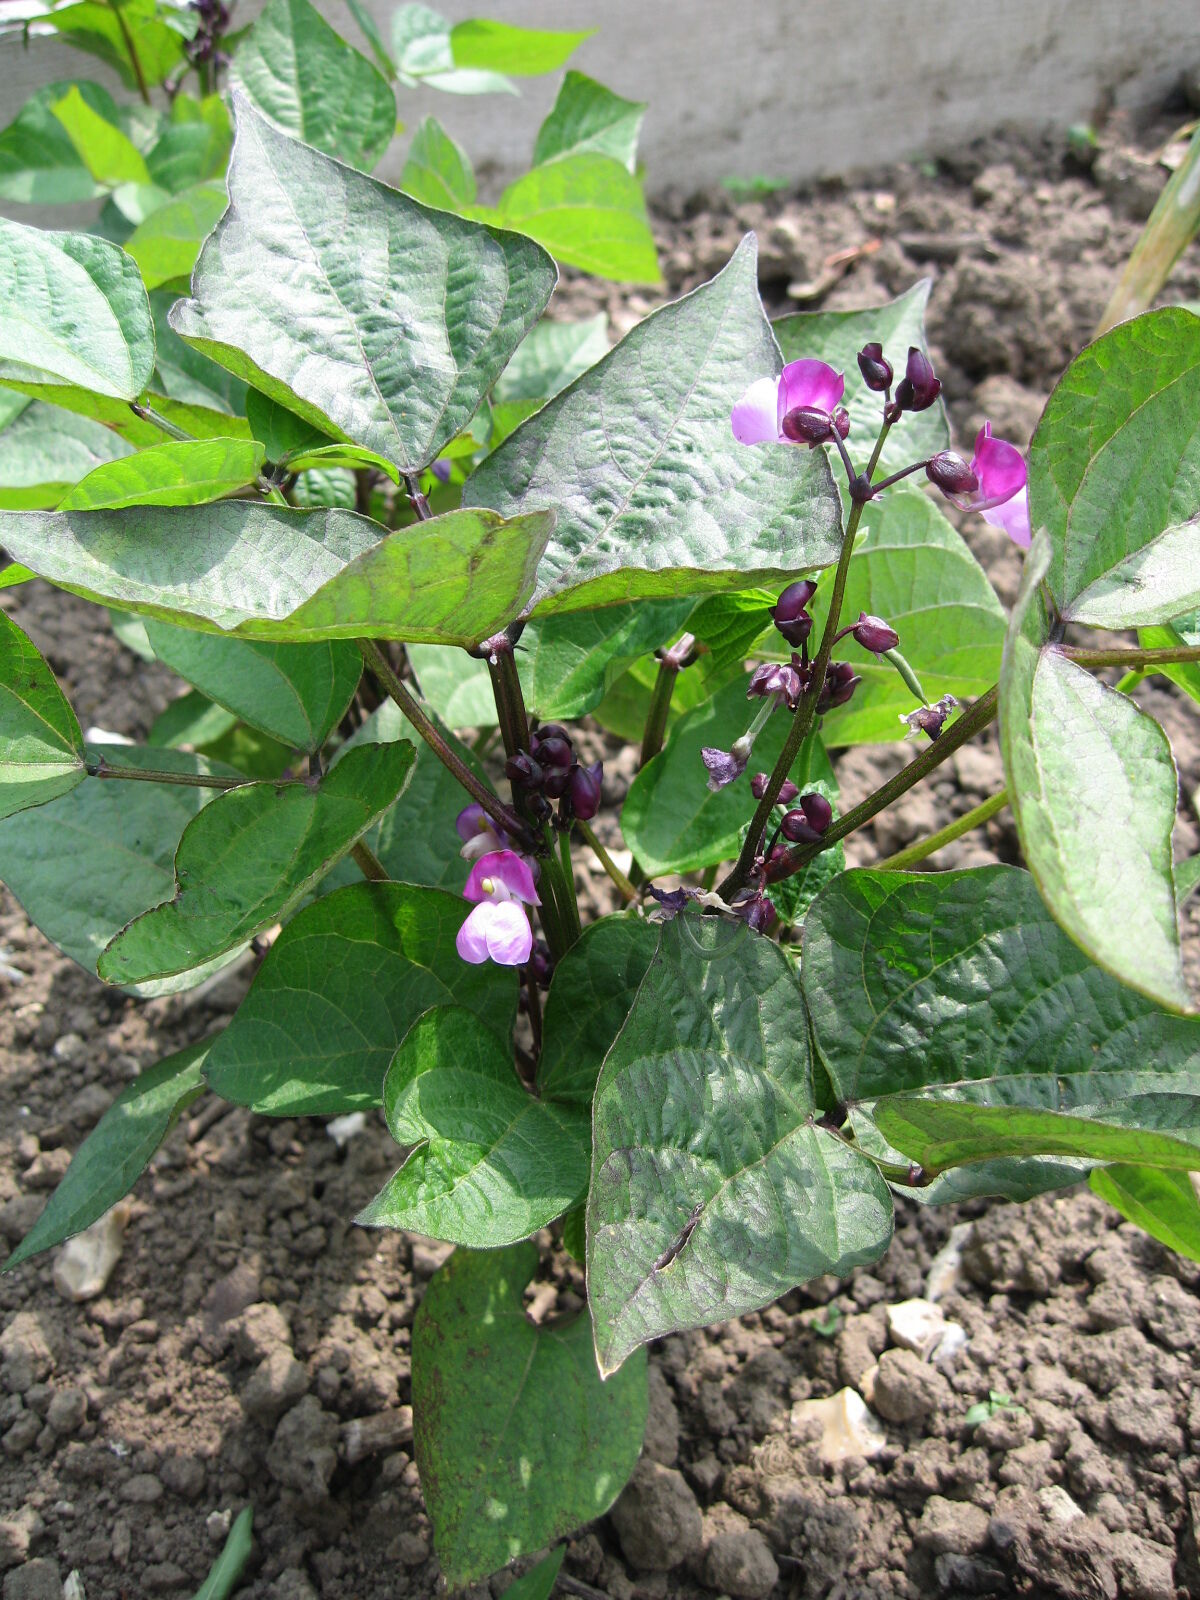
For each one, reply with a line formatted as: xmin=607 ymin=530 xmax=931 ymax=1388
xmin=3 ymin=102 xmax=1200 ymax=1600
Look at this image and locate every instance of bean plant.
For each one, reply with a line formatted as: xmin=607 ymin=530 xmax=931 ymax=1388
xmin=3 ymin=4 xmax=1200 ymax=1589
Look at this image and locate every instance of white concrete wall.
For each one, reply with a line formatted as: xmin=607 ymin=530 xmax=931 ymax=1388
xmin=2 ymin=0 xmax=1198 ymax=198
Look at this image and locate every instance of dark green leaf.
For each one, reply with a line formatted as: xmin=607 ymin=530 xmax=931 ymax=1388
xmin=399 ymin=116 xmax=476 ymax=210
xmin=99 ymin=742 xmax=413 ymax=984
xmin=231 ymin=0 xmax=397 ymax=171
xmin=1030 ymin=306 xmax=1200 ymax=626
xmin=0 ymin=400 xmax=135 ymax=510
xmin=4 ymin=1041 xmax=208 ymax=1271
xmin=412 ymin=1242 xmax=647 ymax=1586
xmin=533 ymin=72 xmax=645 ymax=171
xmin=449 ymin=19 xmax=594 ymax=75
xmin=203 ymin=881 xmax=517 ymax=1113
xmin=588 ymin=915 xmax=893 ymax=1375
xmin=0 ymin=609 xmax=85 ymax=818
xmin=1090 ymin=1165 xmax=1200 ymax=1263
xmin=58 ymin=437 xmax=264 ymax=510
xmin=493 ymin=312 xmax=609 ymax=403
xmin=0 ymin=216 xmax=154 ymax=402
xmin=150 ymin=292 xmax=247 ymax=418
xmin=538 ymin=914 xmax=661 ymax=1106
xmin=358 ymin=1006 xmax=589 ymax=1244
xmin=501 ymin=1549 xmax=566 ymax=1600
xmin=494 ymin=154 xmax=660 ymax=285
xmin=621 ymin=675 xmax=837 ymax=876
xmin=468 ymin=238 xmax=842 ymax=613
xmin=519 ymin=599 xmax=696 ymax=720
xmin=1000 ymin=532 xmax=1188 ymax=1010
xmin=50 ymin=0 xmax=186 ymax=89
xmin=171 ymin=97 xmax=555 ymax=473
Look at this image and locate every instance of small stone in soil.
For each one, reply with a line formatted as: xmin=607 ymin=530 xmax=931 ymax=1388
xmin=610 ymin=1458 xmax=703 ymax=1571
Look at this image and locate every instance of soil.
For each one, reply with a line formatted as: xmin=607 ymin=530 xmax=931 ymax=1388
xmin=3 ymin=97 xmax=1200 ymax=1600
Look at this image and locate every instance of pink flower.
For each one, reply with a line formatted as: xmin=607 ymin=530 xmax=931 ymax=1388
xmin=456 ymin=850 xmax=540 ymax=966
xmin=967 ymin=424 xmax=1030 ymax=549
xmin=731 ymin=360 xmax=845 ymax=446
xmin=455 ymin=803 xmax=510 ymax=863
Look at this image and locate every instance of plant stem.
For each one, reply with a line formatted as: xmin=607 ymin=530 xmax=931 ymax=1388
xmin=487 ymin=644 xmax=530 ymax=758
xmin=357 ymin=638 xmax=528 ymax=844
xmin=1062 ymin=643 xmax=1200 ymax=669
xmin=718 ymin=493 xmax=868 ymax=901
xmin=557 ymin=825 xmax=582 ymax=934
xmin=106 ymin=0 xmax=150 ymax=104
xmin=402 ymin=470 xmax=433 ymax=522
xmin=525 ymin=968 xmax=543 ymax=1061
xmin=85 ymin=756 xmax=270 ymax=790
xmin=864 ymin=419 xmax=892 ymax=481
xmin=768 ymin=685 xmax=1000 ymax=884
xmin=578 ymin=820 xmax=636 ymax=904
xmin=1115 ymin=668 xmax=1148 ymax=695
xmin=640 ymin=640 xmax=692 ymax=767
xmin=351 ymin=840 xmax=389 ymax=881
xmin=130 ymin=402 xmax=193 ymax=442
xmin=874 ymin=788 xmax=1009 ymax=871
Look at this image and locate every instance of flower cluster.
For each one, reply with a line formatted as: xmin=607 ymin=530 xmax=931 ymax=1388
xmin=505 ymin=723 xmax=603 ymax=824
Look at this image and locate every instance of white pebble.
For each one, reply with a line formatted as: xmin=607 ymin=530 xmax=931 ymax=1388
xmin=52 ymin=1203 xmax=131 ymax=1302
xmin=791 ymin=1387 xmax=887 ymax=1463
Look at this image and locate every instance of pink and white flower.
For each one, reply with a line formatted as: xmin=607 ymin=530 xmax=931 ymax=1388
xmin=455 ymin=803 xmax=510 ymax=863
xmin=456 ymin=850 xmax=540 ymax=966
xmin=965 ymin=424 xmax=1030 ymax=548
xmin=731 ymin=359 xmax=845 ymax=446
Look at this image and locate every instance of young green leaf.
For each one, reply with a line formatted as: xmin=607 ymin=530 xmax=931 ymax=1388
xmin=171 ymin=97 xmax=556 ymax=473
xmin=0 ymin=216 xmax=154 ymax=402
xmin=358 ymin=1006 xmax=589 ymax=1245
xmin=50 ymin=83 xmax=150 ymax=187
xmin=58 ymin=437 xmax=265 ymax=510
xmin=49 ymin=0 xmax=187 ymax=89
xmin=124 ymin=181 xmax=227 ymax=289
xmin=145 ymin=93 xmax=232 ymax=194
xmin=143 ymin=623 xmax=362 ymax=752
xmin=99 ymin=741 xmax=414 ymax=984
xmin=1000 ymin=533 xmax=1189 ymax=1011
xmin=3 ymin=1040 xmax=209 ymax=1271
xmin=0 ymin=80 xmax=129 ymax=204
xmin=412 ymin=1242 xmax=647 ymax=1587
xmin=468 ymin=237 xmax=842 ymax=613
xmin=0 ymin=503 xmax=553 ymax=646
xmin=231 ymin=0 xmax=397 ymax=171
xmin=533 ymin=72 xmax=645 ymax=172
xmin=407 ymin=645 xmax=496 ymax=728
xmin=448 ymin=19 xmax=594 ymax=75
xmin=494 ymin=153 xmax=661 ymax=285
xmin=0 ymin=609 xmax=86 ymax=818
xmin=398 ymin=116 xmax=476 ymax=211
xmin=0 ymin=743 xmax=245 ymax=995
xmin=621 ymin=674 xmax=838 ymax=876
xmin=0 ymin=401 xmax=136 ymax=510
xmin=1090 ymin=1165 xmax=1200 ymax=1263
xmin=391 ymin=4 xmax=515 ymax=95
xmin=1030 ymin=306 xmax=1200 ymax=626
xmin=537 ymin=914 xmax=661 ymax=1106
xmin=518 ymin=598 xmax=697 ymax=720
xmin=588 ymin=915 xmax=893 ymax=1375
xmin=493 ymin=312 xmax=610 ymax=404
xmin=192 ymin=1506 xmax=254 ymax=1600
xmin=203 ymin=882 xmax=518 ymax=1114
xmin=500 ymin=1549 xmax=566 ymax=1600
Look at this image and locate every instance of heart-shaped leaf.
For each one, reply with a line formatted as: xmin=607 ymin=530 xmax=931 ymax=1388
xmin=0 ymin=609 xmax=86 ymax=818
xmin=533 ymin=72 xmax=645 ymax=171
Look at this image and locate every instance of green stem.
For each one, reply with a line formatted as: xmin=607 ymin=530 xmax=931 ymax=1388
xmin=640 ymin=635 xmax=694 ymax=767
xmin=874 ymin=788 xmax=1009 ymax=871
xmin=86 ymin=756 xmax=278 ymax=791
xmin=768 ymin=685 xmax=1000 ymax=885
xmin=357 ymin=638 xmax=528 ymax=844
xmin=864 ymin=418 xmax=892 ymax=481
xmin=1115 ymin=668 xmax=1148 ymax=696
xmin=718 ymin=492 xmax=868 ymax=901
xmin=535 ymin=837 xmax=573 ymax=958
xmin=1063 ymin=644 xmax=1200 ymax=669
xmin=106 ymin=0 xmax=151 ymax=104
xmin=557 ymin=826 xmax=582 ymax=936
xmin=351 ymin=839 xmax=389 ymax=881
xmin=130 ymin=402 xmax=193 ymax=442
xmin=577 ymin=820 xmax=636 ymax=904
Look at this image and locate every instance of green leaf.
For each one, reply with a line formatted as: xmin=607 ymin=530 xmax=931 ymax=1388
xmin=192 ymin=1506 xmax=254 ymax=1600
xmin=124 ymin=181 xmax=228 ymax=289
xmin=0 ymin=81 xmax=128 ymax=204
xmin=588 ymin=915 xmax=893 ymax=1375
xmin=0 ymin=609 xmax=86 ymax=817
xmin=50 ymin=0 xmax=186 ymax=89
xmin=412 ymin=1242 xmax=647 ymax=1587
xmin=392 ymin=4 xmax=515 ymax=95
xmin=203 ymin=881 xmax=517 ymax=1114
xmin=50 ymin=84 xmax=150 ymax=186
xmin=449 ymin=19 xmax=594 ymax=75
xmin=342 ymin=0 xmax=394 ymax=77
xmin=1090 ymin=1165 xmax=1200 ymax=1264
xmin=99 ymin=742 xmax=413 ymax=984
xmin=58 ymin=437 xmax=265 ymax=510
xmin=802 ymin=864 xmax=1200 ymax=1107
xmin=1178 ymin=852 xmax=1200 ymax=905
xmin=3 ymin=1040 xmax=208 ymax=1271
xmin=171 ymin=97 xmax=555 ymax=473
xmin=399 ymin=115 xmax=476 ymax=210
xmin=145 ymin=93 xmax=232 ymax=194
xmin=494 ymin=312 xmax=609 ymax=404
xmin=537 ymin=914 xmax=661 ymax=1107
xmin=0 ymin=743 xmax=245 ymax=995
xmin=775 ymin=282 xmax=949 ymax=492
xmin=0 ymin=400 xmax=135 ymax=509
xmin=143 ymin=622 xmax=362 ymax=751
xmin=1139 ymin=613 xmax=1200 ymax=708
xmin=468 ymin=238 xmax=842 ymax=613
xmin=150 ymin=291 xmax=247 ymax=419
xmin=621 ymin=675 xmax=837 ymax=876
xmin=494 ymin=154 xmax=661 ymax=286
xmin=0 ymin=502 xmax=553 ymax=646
xmin=533 ymin=72 xmax=645 ymax=172
xmin=0 ymin=216 xmax=154 ymax=403
xmin=358 ymin=1006 xmax=589 ymax=1245
xmin=1000 ymin=532 xmax=1188 ymax=1011
xmin=149 ymin=689 xmax=238 ymax=751
xmin=520 ymin=599 xmax=697 ymax=720
xmin=501 ymin=1549 xmax=566 ymax=1600
xmin=407 ymin=645 xmax=495 ymax=728
xmin=231 ymin=0 xmax=397 ymax=171
xmin=1030 ymin=306 xmax=1200 ymax=627
xmin=799 ymin=488 xmax=1007 ymax=744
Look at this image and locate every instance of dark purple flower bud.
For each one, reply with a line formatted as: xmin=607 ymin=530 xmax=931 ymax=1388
xmin=818 ymin=662 xmax=861 ymax=712
xmin=702 ymin=744 xmax=749 ymax=792
xmin=748 ymin=661 xmax=803 ymax=709
xmin=893 ymin=346 xmax=942 ymax=413
xmin=564 ymin=760 xmax=603 ymax=821
xmin=781 ymin=405 xmax=834 ymax=445
xmin=542 ymin=766 xmax=571 ymax=799
xmin=798 ymin=792 xmax=833 ymax=834
xmin=851 ymin=611 xmax=900 ymax=654
xmin=750 ymin=773 xmax=800 ymax=804
xmin=781 ymin=807 xmax=823 ymax=844
xmin=770 ymin=579 xmax=817 ymax=647
xmin=926 ymin=451 xmax=979 ymax=496
xmin=533 ymin=722 xmax=572 ymax=746
xmin=735 ymin=891 xmax=777 ymax=934
xmin=430 ymin=457 xmax=452 ymax=484
xmin=832 ymin=406 xmax=851 ymax=439
xmin=857 ymin=342 xmax=893 ymax=392
xmin=534 ymin=734 xmax=573 ymax=771
xmin=527 ymin=941 xmax=554 ymax=987
xmin=505 ymin=751 xmax=543 ymax=790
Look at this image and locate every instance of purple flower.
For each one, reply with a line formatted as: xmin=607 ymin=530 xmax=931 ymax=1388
xmin=769 ymin=580 xmax=817 ymax=647
xmin=751 ymin=773 xmax=800 ymax=804
xmin=455 ymin=803 xmax=510 ymax=863
xmin=851 ymin=612 xmax=900 ymax=655
xmin=703 ymin=744 xmax=749 ymax=792
xmin=893 ymin=347 xmax=941 ymax=414
xmin=731 ymin=359 xmax=845 ymax=446
xmin=563 ymin=760 xmax=603 ymax=821
xmin=747 ymin=660 xmax=803 ymax=710
xmin=456 ymin=850 xmax=540 ymax=966
xmin=818 ymin=662 xmax=860 ymax=712
xmin=857 ymin=343 xmax=893 ymax=392
xmin=899 ymin=694 xmax=959 ymax=742
xmin=967 ymin=423 xmax=1030 ymax=549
